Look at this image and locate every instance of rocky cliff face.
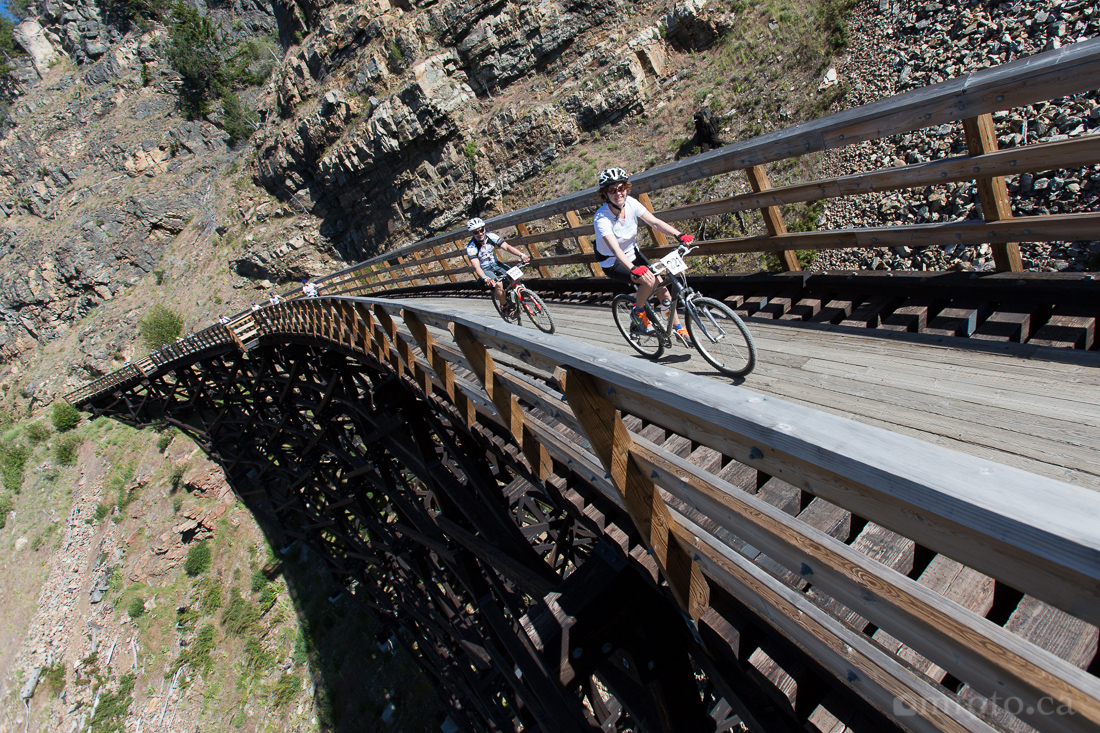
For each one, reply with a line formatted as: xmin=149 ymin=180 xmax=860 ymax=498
xmin=251 ymin=0 xmax=698 ymax=260
xmin=0 ymin=0 xmax=724 ymax=372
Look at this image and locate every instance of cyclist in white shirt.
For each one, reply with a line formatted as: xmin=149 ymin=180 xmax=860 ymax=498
xmin=593 ymin=168 xmax=694 ymax=340
xmin=465 ymin=217 xmax=529 ymax=317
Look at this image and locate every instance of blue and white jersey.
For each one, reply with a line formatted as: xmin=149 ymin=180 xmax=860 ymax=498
xmin=466 ymin=231 xmax=505 ymax=270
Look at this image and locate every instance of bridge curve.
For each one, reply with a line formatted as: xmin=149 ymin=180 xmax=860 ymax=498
xmin=68 ymin=295 xmax=1100 ymax=732
xmin=62 ymin=38 xmax=1100 ymax=732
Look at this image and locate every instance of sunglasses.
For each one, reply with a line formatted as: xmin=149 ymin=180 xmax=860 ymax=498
xmin=474 ymin=227 xmax=486 ymax=234
xmin=608 ymin=183 xmax=629 ymax=194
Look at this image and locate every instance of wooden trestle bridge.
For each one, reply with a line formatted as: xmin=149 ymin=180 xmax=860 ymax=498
xmin=66 ymin=41 xmax=1100 ymax=732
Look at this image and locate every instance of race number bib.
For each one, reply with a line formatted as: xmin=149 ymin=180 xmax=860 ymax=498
xmin=659 ymin=250 xmax=688 ymax=275
xmin=506 ymin=266 xmax=524 ymax=281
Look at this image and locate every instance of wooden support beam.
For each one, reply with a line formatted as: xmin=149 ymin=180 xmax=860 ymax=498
xmin=564 ymin=211 xmax=603 ymax=277
xmin=962 ymin=114 xmax=1023 ymax=272
xmin=516 ymin=223 xmax=551 ymax=278
xmin=430 ymin=245 xmax=457 ymax=282
xmin=561 ymin=368 xmax=709 ymax=621
xmin=747 ymin=164 xmax=800 ymax=272
xmin=451 ymin=324 xmax=552 ymax=481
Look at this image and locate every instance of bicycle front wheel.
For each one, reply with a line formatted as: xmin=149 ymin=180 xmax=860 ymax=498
xmin=686 ymin=297 xmax=757 ymax=378
xmin=612 ymin=294 xmax=664 ymax=359
xmin=518 ymin=289 xmax=555 ymax=333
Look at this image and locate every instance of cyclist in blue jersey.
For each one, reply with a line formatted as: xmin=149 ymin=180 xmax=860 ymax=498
xmin=593 ymin=168 xmax=694 ymax=341
xmin=465 ymin=217 xmax=529 ymax=318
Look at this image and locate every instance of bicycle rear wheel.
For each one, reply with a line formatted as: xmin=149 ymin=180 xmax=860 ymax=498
xmin=612 ymin=294 xmax=664 ymax=358
xmin=518 ymin=289 xmax=555 ymax=333
xmin=686 ymin=297 xmax=757 ymax=377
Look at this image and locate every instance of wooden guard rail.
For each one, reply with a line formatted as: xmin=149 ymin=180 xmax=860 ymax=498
xmin=70 ymin=296 xmax=1100 ymax=731
xmin=282 ymin=39 xmax=1100 ymax=297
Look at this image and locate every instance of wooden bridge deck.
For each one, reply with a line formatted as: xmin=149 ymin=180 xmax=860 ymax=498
xmin=418 ymin=296 xmax=1100 ymax=491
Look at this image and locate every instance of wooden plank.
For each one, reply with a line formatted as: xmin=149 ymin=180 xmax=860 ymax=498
xmin=972 ymin=306 xmax=1033 ymax=343
xmin=840 ymin=296 xmax=898 ymax=329
xmin=925 ymin=301 xmax=992 ymax=338
xmin=962 ymin=114 xmax=1023 ymax=273
xmin=812 ymin=298 xmax=857 ymax=324
xmin=880 ymin=297 xmax=939 ymax=333
xmin=1029 ymin=304 xmax=1097 ymax=350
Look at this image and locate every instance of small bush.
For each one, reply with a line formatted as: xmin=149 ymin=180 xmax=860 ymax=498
xmin=25 ymin=422 xmax=50 ymax=444
xmin=243 ymin=636 xmax=274 ymax=674
xmin=197 ymin=574 xmax=223 ymax=613
xmin=93 ymin=503 xmax=111 ymax=522
xmin=88 ymin=672 xmax=135 ymax=732
xmin=43 ymin=661 xmax=65 ymax=695
xmin=0 ymin=493 xmax=12 ymax=529
xmin=174 ymin=623 xmax=217 ymax=675
xmin=221 ymin=587 xmax=259 ymax=636
xmin=184 ymin=541 xmax=212 ymax=576
xmin=138 ymin=303 xmax=184 ymax=350
xmin=51 ymin=402 xmax=82 ymax=432
xmin=271 ymin=672 xmax=301 ymax=707
xmin=107 ymin=566 xmax=124 ymax=593
xmin=169 ymin=465 xmax=186 ymax=492
xmin=127 ymin=596 xmax=146 ymax=619
xmin=250 ymin=568 xmax=268 ymax=593
xmin=54 ymin=433 xmax=81 ymax=466
xmin=258 ymin=584 xmax=278 ymax=613
xmin=1 ymin=443 xmax=30 ymax=493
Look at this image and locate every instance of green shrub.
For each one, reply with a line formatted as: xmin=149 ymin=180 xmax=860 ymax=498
xmin=54 ymin=433 xmax=81 ymax=466
xmin=156 ymin=431 xmax=173 ymax=453
xmin=51 ymin=402 xmax=82 ymax=432
xmin=93 ymin=503 xmax=111 ymax=522
xmin=184 ymin=541 xmax=212 ymax=576
xmin=271 ymin=672 xmax=301 ymax=707
xmin=138 ymin=303 xmax=184 ymax=350
xmin=127 ymin=596 xmax=146 ymax=619
xmin=25 ymin=422 xmax=50 ymax=444
xmin=169 ymin=464 xmax=186 ymax=492
xmin=250 ymin=568 xmax=268 ymax=593
xmin=1 ymin=443 xmax=30 ymax=492
xmin=43 ymin=661 xmax=65 ymax=696
xmin=0 ymin=493 xmax=12 ymax=529
xmin=88 ymin=672 xmax=135 ymax=732
xmin=258 ymin=584 xmax=278 ymax=613
xmin=107 ymin=566 xmax=124 ymax=593
xmin=197 ymin=574 xmax=223 ymax=613
xmin=174 ymin=623 xmax=217 ymax=675
xmin=221 ymin=587 xmax=259 ymax=636
xmin=243 ymin=636 xmax=274 ymax=674
xmin=221 ymin=90 xmax=258 ymax=145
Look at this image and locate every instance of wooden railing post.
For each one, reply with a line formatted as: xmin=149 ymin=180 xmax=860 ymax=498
xmin=451 ymin=323 xmax=552 ymax=481
xmin=402 ymin=311 xmax=479 ymax=434
xmin=564 ymin=211 xmax=603 ymax=277
xmin=963 ymin=114 xmax=1024 ymax=272
xmin=746 ymin=164 xmax=800 ymax=272
xmin=430 ymin=245 xmax=457 ymax=282
xmin=516 ymin=222 xmax=550 ymax=278
xmin=561 ymin=368 xmax=709 ymax=621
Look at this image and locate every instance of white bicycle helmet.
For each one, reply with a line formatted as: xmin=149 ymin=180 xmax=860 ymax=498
xmin=467 ymin=217 xmax=486 ymax=231
xmin=598 ymin=167 xmax=630 ymax=188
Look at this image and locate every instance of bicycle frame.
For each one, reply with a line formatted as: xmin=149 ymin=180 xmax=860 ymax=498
xmin=646 ymin=247 xmax=701 ymax=341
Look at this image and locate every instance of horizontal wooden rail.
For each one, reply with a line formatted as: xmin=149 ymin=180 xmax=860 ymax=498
xmin=294 ymin=38 xmax=1100 ymax=295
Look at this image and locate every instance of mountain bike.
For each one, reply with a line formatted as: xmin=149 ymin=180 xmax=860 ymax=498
xmin=612 ymin=244 xmax=756 ymax=378
xmin=491 ymin=262 xmax=555 ymax=334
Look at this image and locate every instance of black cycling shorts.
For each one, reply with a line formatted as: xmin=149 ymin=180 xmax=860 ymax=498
xmin=604 ymin=251 xmax=653 ymax=285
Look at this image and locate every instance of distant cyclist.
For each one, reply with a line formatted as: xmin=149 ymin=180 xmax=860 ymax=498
xmin=593 ymin=168 xmax=694 ymax=341
xmin=465 ymin=217 xmax=530 ymax=318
